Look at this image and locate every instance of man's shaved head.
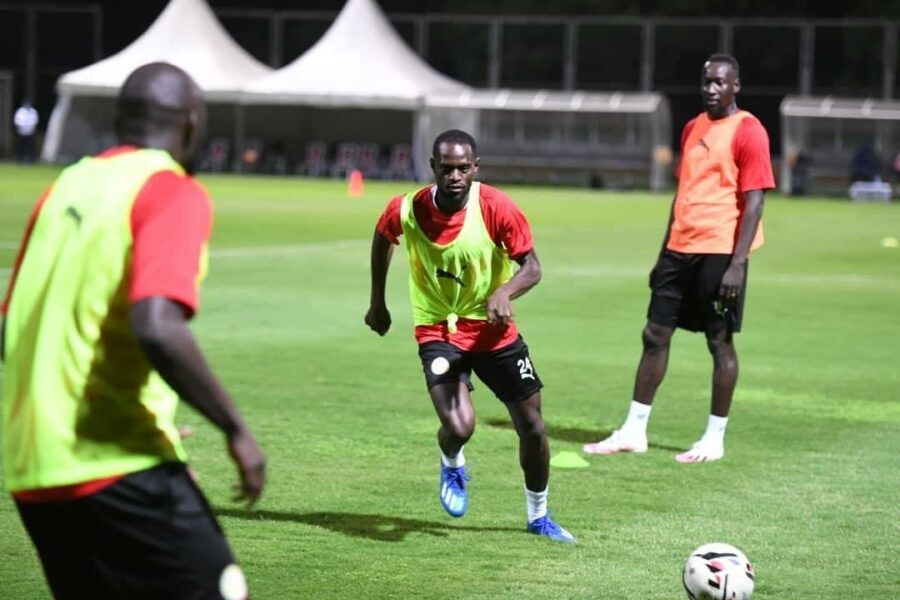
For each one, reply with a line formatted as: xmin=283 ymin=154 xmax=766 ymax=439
xmin=115 ymin=62 xmax=206 ymax=172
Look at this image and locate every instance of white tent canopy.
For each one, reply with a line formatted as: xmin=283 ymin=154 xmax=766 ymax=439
xmin=237 ymin=0 xmax=471 ymax=179
xmin=241 ymin=0 xmax=468 ymax=108
xmin=43 ymin=0 xmax=271 ymax=162
xmin=58 ymin=0 xmax=270 ymax=100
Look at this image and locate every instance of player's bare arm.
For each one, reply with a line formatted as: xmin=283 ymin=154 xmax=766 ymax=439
xmin=720 ymin=189 xmax=765 ymax=301
xmin=486 ymin=249 xmax=542 ymax=327
xmin=365 ymin=229 xmax=394 ymax=335
xmin=130 ymin=296 xmax=266 ymax=507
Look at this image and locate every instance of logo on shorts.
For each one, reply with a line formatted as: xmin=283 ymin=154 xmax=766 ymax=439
xmin=219 ymin=564 xmax=248 ymax=600
xmin=517 ymin=357 xmax=535 ymax=381
xmin=431 ymin=356 xmax=450 ymax=375
xmin=436 ymin=265 xmax=467 ymax=287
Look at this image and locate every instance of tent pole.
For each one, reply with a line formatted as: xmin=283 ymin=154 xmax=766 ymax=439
xmin=234 ymin=102 xmax=245 ymax=173
xmin=412 ymin=107 xmax=426 ymax=182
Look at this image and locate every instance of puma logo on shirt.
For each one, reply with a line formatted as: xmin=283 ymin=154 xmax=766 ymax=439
xmin=436 ymin=265 xmax=467 ymax=286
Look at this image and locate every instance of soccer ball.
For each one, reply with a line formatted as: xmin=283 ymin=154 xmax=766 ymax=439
xmin=682 ymin=542 xmax=755 ymax=600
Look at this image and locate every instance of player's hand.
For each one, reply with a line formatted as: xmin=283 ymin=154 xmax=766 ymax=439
xmin=719 ymin=261 xmax=745 ymax=302
xmin=486 ymin=290 xmax=513 ymax=326
xmin=365 ymin=304 xmax=391 ymax=336
xmin=227 ymin=427 xmax=266 ymax=509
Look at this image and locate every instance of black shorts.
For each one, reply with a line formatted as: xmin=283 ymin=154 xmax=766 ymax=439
xmin=648 ymin=249 xmax=749 ymax=334
xmin=15 ymin=462 xmax=245 ymax=600
xmin=417 ymin=335 xmax=544 ymax=404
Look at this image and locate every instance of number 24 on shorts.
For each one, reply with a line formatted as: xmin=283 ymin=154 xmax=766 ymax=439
xmin=517 ymin=358 xmax=535 ymax=380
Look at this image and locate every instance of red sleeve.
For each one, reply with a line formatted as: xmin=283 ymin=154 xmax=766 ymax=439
xmin=733 ymin=117 xmax=776 ymax=192
xmin=375 ymin=196 xmax=404 ymax=245
xmin=676 ymin=118 xmax=698 ymax=179
xmin=129 ymin=171 xmax=212 ymax=315
xmin=480 ymin=186 xmax=534 ymax=261
xmin=1 ymin=188 xmax=51 ymax=316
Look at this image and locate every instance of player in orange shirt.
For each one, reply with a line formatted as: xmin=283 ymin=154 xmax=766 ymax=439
xmin=584 ymin=54 xmax=775 ymax=463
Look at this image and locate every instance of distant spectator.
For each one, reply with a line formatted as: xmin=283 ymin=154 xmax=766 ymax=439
xmin=850 ymin=144 xmax=879 ymax=183
xmin=237 ymin=138 xmax=264 ymax=173
xmin=789 ymin=151 xmax=811 ymax=196
xmin=13 ymin=99 xmax=39 ymax=164
xmin=264 ymin=140 xmax=289 ymax=175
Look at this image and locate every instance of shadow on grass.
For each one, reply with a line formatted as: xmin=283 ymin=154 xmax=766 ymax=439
xmin=484 ymin=418 xmax=683 ymax=453
xmin=214 ymin=508 xmax=519 ymax=542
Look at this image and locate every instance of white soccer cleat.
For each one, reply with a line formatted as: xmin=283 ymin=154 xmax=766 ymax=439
xmin=582 ymin=429 xmax=648 ymax=455
xmin=675 ymin=439 xmax=724 ymax=463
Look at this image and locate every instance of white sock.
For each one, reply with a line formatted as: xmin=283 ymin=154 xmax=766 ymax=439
xmin=441 ymin=447 xmax=465 ymax=468
xmin=701 ymin=415 xmax=728 ymax=444
xmin=621 ymin=400 xmax=652 ymax=436
xmin=525 ymin=486 xmax=548 ymax=523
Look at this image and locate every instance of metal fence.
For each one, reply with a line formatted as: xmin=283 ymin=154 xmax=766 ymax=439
xmin=211 ymin=11 xmax=900 ymax=151
xmin=1 ymin=3 xmax=897 ymax=154
xmin=211 ymin=11 xmax=898 ymax=98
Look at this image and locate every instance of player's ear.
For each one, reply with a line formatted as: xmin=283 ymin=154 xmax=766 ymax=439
xmin=429 ymin=156 xmax=435 ymax=171
xmin=733 ymin=77 xmax=741 ymax=94
xmin=473 ymin=157 xmax=480 ymax=173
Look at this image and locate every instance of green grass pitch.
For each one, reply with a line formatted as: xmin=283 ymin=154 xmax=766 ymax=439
xmin=1 ymin=164 xmax=898 ymax=598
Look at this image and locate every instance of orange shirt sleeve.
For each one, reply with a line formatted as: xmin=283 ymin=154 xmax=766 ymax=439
xmin=375 ymin=196 xmax=404 ymax=244
xmin=1 ymin=188 xmax=51 ymax=316
xmin=733 ymin=117 xmax=776 ymax=192
xmin=129 ymin=170 xmax=212 ymax=316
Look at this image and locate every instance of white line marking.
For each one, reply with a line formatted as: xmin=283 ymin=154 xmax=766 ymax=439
xmin=209 ymin=239 xmax=367 ymax=259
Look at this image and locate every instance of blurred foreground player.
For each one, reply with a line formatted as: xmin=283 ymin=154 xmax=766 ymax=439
xmin=584 ymin=53 xmax=775 ymax=463
xmin=1 ymin=62 xmax=265 ymax=599
xmin=365 ymin=130 xmax=573 ymax=542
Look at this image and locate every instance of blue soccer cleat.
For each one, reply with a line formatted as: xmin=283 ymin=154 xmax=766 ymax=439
xmin=526 ymin=514 xmax=576 ymax=543
xmin=439 ymin=463 xmax=469 ymax=518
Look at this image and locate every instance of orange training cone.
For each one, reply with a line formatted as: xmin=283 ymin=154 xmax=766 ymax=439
xmin=347 ymin=169 xmax=365 ymax=197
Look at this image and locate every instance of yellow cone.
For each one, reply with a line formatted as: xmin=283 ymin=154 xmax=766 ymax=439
xmin=550 ymin=451 xmax=590 ymax=469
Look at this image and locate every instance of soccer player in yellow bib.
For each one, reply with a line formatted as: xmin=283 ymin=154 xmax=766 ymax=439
xmin=1 ymin=63 xmax=264 ymax=599
xmin=366 ymin=130 xmax=574 ymax=543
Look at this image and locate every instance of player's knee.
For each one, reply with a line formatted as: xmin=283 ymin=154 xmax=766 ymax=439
xmin=517 ymin=417 xmax=546 ymax=445
xmin=642 ymin=324 xmax=670 ymax=353
xmin=446 ymin=417 xmax=475 ymax=442
xmin=705 ymin=333 xmax=735 ymax=360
